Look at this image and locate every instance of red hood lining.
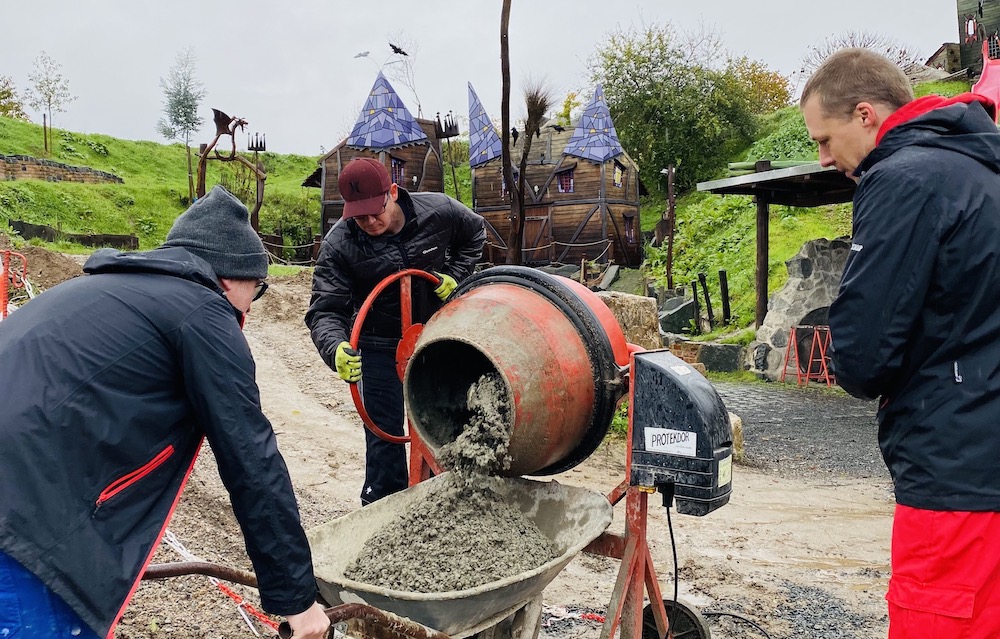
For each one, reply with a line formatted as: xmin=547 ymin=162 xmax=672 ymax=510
xmin=876 ymin=93 xmax=997 ymax=146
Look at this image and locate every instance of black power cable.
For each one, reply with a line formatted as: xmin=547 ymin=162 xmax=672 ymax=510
xmin=658 ymin=480 xmax=772 ymax=639
xmin=657 ymin=481 xmax=681 ymax=635
xmin=702 ymin=611 xmax=772 ymax=638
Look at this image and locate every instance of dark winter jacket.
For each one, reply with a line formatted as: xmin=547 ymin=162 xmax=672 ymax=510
xmin=306 ymin=189 xmax=485 ymax=364
xmin=0 ymin=247 xmax=317 ymax=638
xmin=830 ymin=94 xmax=1000 ymax=511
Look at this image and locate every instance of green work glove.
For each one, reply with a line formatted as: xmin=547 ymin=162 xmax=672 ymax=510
xmin=433 ymin=272 xmax=458 ymax=301
xmin=334 ymin=341 xmax=362 ymax=383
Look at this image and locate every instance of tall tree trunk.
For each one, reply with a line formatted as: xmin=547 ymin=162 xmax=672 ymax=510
xmin=500 ymin=0 xmax=522 ymax=265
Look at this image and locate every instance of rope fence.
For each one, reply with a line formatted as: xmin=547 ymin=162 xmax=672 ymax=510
xmin=163 ymin=530 xmax=278 ymax=636
xmin=484 ymin=238 xmax=613 ymax=262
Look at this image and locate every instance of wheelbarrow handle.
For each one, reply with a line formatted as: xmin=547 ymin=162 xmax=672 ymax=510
xmin=278 ymin=603 xmax=451 ymax=639
xmin=143 ymin=561 xmax=258 ymax=587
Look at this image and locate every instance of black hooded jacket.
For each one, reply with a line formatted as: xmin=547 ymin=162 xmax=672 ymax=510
xmin=830 ymin=95 xmax=1000 ymax=511
xmin=0 ymin=247 xmax=317 ymax=638
xmin=306 ymin=189 xmax=485 ymax=363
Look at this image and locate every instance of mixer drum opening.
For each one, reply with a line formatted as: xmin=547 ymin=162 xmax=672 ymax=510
xmin=405 ymin=339 xmax=511 ymax=449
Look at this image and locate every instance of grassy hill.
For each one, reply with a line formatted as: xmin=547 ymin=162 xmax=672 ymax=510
xmin=641 ymin=79 xmax=971 ymax=337
xmin=0 ymin=116 xmax=321 ymax=251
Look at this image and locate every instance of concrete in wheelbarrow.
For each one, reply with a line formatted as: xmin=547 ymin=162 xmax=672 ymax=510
xmin=306 ymin=474 xmax=613 ymax=637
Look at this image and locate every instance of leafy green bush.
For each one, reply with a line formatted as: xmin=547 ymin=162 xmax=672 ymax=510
xmin=744 ymin=107 xmax=816 ymax=162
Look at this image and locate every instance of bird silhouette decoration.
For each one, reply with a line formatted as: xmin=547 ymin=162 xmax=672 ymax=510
xmin=389 ymin=43 xmax=408 ymax=56
xmin=511 ymin=127 xmax=519 ymax=144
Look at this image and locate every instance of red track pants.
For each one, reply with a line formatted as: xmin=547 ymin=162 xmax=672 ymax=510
xmin=888 ymin=505 xmax=1000 ymax=638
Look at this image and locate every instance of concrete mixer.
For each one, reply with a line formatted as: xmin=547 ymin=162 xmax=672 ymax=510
xmin=324 ymin=265 xmax=734 ymax=639
xmin=140 ymin=265 xmax=733 ymax=639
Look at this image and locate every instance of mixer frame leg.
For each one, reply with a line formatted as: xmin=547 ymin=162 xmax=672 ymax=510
xmin=590 ymin=488 xmax=669 ymax=639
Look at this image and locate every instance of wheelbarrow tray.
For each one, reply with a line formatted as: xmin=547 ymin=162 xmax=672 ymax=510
xmin=306 ymin=474 xmax=613 ymax=636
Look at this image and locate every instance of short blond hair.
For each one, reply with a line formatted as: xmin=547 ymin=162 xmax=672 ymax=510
xmin=800 ymin=48 xmax=913 ymax=119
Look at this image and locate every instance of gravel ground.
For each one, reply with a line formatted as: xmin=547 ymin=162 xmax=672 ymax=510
xmin=713 ymin=381 xmax=887 ymax=481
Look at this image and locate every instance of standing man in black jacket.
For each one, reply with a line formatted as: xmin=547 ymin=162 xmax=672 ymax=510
xmin=306 ymin=157 xmax=485 ymax=505
xmin=0 ymin=186 xmax=330 ymax=639
xmin=802 ymin=48 xmax=1000 ymax=637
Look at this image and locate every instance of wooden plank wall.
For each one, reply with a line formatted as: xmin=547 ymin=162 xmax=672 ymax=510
xmin=473 ymin=153 xmax=642 ymax=266
xmin=959 ymin=0 xmax=1000 ymax=75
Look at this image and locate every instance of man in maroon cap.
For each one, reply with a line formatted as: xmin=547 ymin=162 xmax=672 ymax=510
xmin=305 ymin=157 xmax=485 ymax=505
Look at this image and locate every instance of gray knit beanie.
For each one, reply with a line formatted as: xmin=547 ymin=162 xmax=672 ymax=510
xmin=163 ymin=186 xmax=268 ymax=280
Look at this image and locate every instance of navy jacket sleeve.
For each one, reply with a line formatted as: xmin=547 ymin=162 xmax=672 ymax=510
xmin=305 ymin=236 xmax=354 ymax=369
xmin=440 ymin=198 xmax=485 ymax=282
xmin=829 ymin=169 xmax=941 ymax=400
xmin=178 ymin=299 xmax=318 ymax=616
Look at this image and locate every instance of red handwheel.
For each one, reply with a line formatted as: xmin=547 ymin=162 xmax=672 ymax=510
xmin=347 ymin=268 xmax=441 ymax=444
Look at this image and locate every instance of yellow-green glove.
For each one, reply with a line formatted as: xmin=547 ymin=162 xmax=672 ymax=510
xmin=334 ymin=341 xmax=362 ymax=383
xmin=433 ymin=272 xmax=458 ymax=301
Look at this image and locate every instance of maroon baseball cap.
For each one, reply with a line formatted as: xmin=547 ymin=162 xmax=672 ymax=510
xmin=339 ymin=158 xmax=393 ymax=218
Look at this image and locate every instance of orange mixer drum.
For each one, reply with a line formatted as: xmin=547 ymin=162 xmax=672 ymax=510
xmin=403 ymin=266 xmax=631 ymax=477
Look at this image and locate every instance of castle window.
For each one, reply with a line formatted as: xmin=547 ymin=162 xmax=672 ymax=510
xmin=613 ymin=161 xmax=626 ymax=188
xmin=500 ymin=168 xmax=519 ymax=199
xmin=624 ymin=214 xmax=637 ymax=244
xmin=557 ymin=168 xmax=574 ymax=193
xmin=391 ymin=157 xmax=405 ymax=185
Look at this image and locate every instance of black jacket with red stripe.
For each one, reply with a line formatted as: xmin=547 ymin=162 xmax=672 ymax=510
xmin=0 ymin=247 xmax=317 ymax=637
xmin=830 ymin=94 xmax=1000 ymax=511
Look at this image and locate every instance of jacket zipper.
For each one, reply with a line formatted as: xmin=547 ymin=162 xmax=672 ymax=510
xmin=94 ymin=445 xmax=175 ymax=512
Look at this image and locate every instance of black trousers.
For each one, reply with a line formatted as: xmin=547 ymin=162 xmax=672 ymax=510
xmin=358 ymin=347 xmax=408 ymax=505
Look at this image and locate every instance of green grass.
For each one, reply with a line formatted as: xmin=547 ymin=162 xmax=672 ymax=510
xmin=268 ymin=264 xmax=310 ymax=278
xmin=640 ymin=103 xmax=853 ymax=336
xmin=703 ymin=370 xmax=764 ymax=384
xmin=0 ymin=115 xmax=321 ymax=250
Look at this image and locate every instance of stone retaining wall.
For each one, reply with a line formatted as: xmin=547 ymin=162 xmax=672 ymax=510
xmin=1 ymin=154 xmax=123 ymax=184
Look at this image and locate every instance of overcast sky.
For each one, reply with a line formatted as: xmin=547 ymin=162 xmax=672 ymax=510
xmin=3 ymin=1 xmax=959 ymax=157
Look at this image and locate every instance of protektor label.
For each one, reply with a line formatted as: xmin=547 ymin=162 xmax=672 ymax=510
xmin=645 ymin=428 xmax=697 ymax=458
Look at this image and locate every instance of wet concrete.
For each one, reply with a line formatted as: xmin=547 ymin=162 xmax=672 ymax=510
xmin=344 ymin=375 xmax=557 ymax=592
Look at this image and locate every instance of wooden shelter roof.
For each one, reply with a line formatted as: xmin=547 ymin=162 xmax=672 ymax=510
xmin=697 ymin=163 xmax=855 ymax=206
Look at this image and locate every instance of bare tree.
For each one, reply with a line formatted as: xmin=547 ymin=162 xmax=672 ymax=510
xmin=384 ymin=32 xmax=423 ymax=118
xmin=0 ymin=76 xmax=28 ymax=121
xmin=157 ymin=48 xmax=206 ymax=204
xmin=801 ymin=30 xmax=922 ymax=76
xmin=26 ymin=51 xmax=77 ymax=154
xmin=500 ymin=0 xmax=519 ymax=264
xmin=511 ymin=80 xmax=553 ymax=261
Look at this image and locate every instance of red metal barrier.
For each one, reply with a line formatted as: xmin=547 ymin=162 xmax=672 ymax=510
xmin=1 ymin=251 xmax=28 ymax=319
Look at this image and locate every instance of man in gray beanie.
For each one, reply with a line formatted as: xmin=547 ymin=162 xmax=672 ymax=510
xmin=0 ymin=186 xmax=330 ymax=639
xmin=164 ymin=185 xmax=270 ymax=281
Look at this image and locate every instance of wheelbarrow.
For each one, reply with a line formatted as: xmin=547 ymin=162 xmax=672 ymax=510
xmin=145 ymin=474 xmax=612 ymax=639
xmin=307 ymin=473 xmax=614 ymax=638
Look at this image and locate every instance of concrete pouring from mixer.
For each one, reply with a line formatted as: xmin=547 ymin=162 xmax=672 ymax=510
xmin=344 ymin=374 xmax=559 ymax=592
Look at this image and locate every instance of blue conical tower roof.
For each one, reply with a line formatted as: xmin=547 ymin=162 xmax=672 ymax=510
xmin=563 ymin=85 xmax=623 ymax=163
xmin=467 ymin=82 xmax=503 ymax=168
xmin=347 ymin=72 xmax=427 ymax=150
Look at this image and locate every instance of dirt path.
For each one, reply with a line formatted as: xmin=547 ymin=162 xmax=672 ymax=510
xmin=117 ymin=273 xmax=894 ymax=639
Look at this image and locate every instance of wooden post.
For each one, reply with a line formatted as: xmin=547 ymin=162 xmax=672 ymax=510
xmin=665 ymin=165 xmax=676 ymax=289
xmin=690 ymin=280 xmax=700 ymax=335
xmin=698 ymin=271 xmax=714 ymax=329
xmin=719 ymin=269 xmax=732 ymax=326
xmin=445 ymin=136 xmax=460 ymax=201
xmin=754 ymin=160 xmax=771 ymax=328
